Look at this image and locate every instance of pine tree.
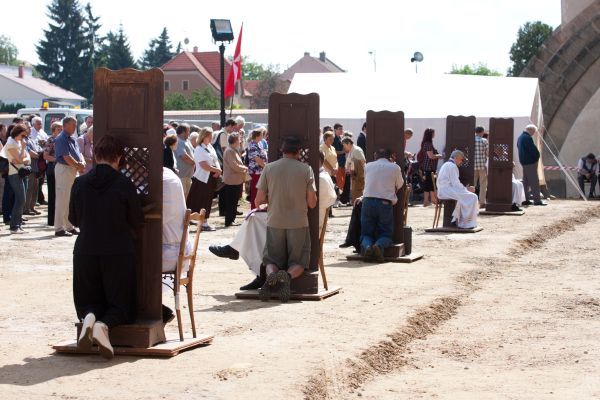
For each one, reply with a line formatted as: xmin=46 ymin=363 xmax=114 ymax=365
xmin=139 ymin=27 xmax=174 ymax=69
xmin=36 ymin=0 xmax=87 ymax=95
xmin=104 ymin=25 xmax=137 ymax=70
xmin=79 ymin=3 xmax=104 ymax=100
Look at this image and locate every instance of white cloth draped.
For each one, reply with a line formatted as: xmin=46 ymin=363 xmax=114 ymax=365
xmin=162 ymin=168 xmax=191 ymax=276
xmin=229 ymin=171 xmax=338 ymax=277
xmin=512 ymin=174 xmax=526 ymax=206
xmin=437 ymin=161 xmax=479 ymax=229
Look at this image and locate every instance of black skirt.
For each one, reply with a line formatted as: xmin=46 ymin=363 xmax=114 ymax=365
xmin=422 ymin=170 xmax=435 ymax=192
xmin=187 ymin=175 xmax=217 ymax=219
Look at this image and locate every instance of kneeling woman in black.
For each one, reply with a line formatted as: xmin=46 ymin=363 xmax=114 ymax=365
xmin=68 ymin=134 xmax=144 ymax=359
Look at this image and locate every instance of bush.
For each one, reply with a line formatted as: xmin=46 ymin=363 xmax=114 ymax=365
xmin=0 ymin=102 xmax=26 ymax=114
xmin=164 ymin=89 xmax=219 ymax=111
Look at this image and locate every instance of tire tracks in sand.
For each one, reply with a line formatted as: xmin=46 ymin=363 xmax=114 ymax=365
xmin=303 ymin=204 xmax=600 ymax=400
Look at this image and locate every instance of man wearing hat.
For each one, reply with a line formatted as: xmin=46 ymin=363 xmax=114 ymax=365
xmin=436 ymin=150 xmax=478 ymax=229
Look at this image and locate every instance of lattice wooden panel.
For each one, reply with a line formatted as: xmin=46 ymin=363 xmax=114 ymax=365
xmin=492 ymin=143 xmax=510 ymax=162
xmin=121 ymin=147 xmax=150 ymax=195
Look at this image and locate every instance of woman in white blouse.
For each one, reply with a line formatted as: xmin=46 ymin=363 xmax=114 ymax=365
xmin=186 ymin=127 xmax=222 ymax=232
xmin=0 ymin=124 xmax=31 ymax=234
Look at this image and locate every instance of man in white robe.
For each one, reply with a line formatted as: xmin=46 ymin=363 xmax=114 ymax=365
xmin=209 ymin=154 xmax=337 ymax=290
xmin=512 ymin=173 xmax=526 ymax=211
xmin=436 ymin=150 xmax=479 ymax=229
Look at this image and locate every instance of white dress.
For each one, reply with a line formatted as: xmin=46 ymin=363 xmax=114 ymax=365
xmin=162 ymin=168 xmax=192 ymax=280
xmin=436 ymin=160 xmax=479 ymax=229
xmin=229 ymin=171 xmax=338 ymax=277
xmin=512 ymin=174 xmax=526 ymax=206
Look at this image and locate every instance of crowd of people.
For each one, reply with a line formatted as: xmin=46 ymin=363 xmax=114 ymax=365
xmin=0 ymin=112 xmax=561 ymax=357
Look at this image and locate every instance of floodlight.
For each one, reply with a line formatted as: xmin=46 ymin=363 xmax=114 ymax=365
xmin=210 ymin=19 xmax=234 ymax=42
xmin=411 ymin=52 xmax=424 ymax=63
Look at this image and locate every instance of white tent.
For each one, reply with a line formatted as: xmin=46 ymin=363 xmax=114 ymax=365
xmin=289 ymin=72 xmax=544 ymax=178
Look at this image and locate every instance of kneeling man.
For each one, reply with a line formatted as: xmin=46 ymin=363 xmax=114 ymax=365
xmin=360 ymin=148 xmax=404 ymax=262
xmin=437 ymin=150 xmax=478 ymax=229
xmin=254 ymin=136 xmax=317 ymax=302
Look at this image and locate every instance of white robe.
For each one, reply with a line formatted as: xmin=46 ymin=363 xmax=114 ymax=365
xmin=229 ymin=171 xmax=338 ymax=276
xmin=162 ymin=168 xmax=191 ymax=279
xmin=437 ymin=161 xmax=479 ymax=229
xmin=512 ymin=174 xmax=526 ymax=206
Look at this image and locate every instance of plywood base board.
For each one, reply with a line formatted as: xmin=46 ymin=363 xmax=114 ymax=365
xmin=480 ymin=210 xmax=525 ymax=216
xmin=53 ymin=335 xmax=213 ymax=358
xmin=235 ymin=286 xmax=341 ymax=301
xmin=425 ymin=226 xmax=483 ymax=233
xmin=346 ymin=253 xmax=424 ymax=263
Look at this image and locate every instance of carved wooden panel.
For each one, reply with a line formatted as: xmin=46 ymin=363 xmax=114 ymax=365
xmin=268 ymin=93 xmax=320 ymax=292
xmin=445 ymin=115 xmax=476 ymax=186
xmin=487 ymin=117 xmax=514 ymax=212
xmin=94 ymin=68 xmax=164 ymax=327
xmin=366 ymin=110 xmax=406 ymax=244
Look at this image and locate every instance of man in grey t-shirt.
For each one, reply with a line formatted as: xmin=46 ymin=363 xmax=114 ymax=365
xmin=175 ymin=123 xmax=195 ymax=197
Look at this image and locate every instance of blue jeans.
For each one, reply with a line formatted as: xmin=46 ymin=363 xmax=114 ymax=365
xmin=360 ymin=197 xmax=394 ymax=250
xmin=2 ymin=176 xmax=13 ymax=223
xmin=8 ymin=174 xmax=27 ymax=230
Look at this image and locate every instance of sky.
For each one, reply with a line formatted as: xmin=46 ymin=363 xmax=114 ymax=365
xmin=2 ymin=0 xmax=561 ymax=76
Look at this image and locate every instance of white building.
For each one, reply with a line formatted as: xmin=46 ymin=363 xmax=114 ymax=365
xmin=0 ymin=65 xmax=85 ymax=108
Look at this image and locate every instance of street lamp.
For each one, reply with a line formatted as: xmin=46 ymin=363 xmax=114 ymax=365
xmin=411 ymin=51 xmax=423 ymax=74
xmin=210 ymin=19 xmax=234 ymax=127
xmin=368 ymin=50 xmax=377 ymax=72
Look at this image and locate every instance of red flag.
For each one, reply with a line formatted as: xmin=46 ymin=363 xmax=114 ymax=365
xmin=224 ymin=24 xmax=243 ymax=98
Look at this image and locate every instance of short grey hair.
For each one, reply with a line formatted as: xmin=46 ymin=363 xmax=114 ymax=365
xmin=235 ymin=116 xmax=245 ymax=126
xmin=450 ymin=149 xmax=465 ymax=160
xmin=32 ymin=116 xmax=42 ymax=125
xmin=525 ymin=124 xmax=538 ymax=134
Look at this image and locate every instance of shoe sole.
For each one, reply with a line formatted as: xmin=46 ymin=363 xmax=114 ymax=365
xmin=363 ymin=247 xmax=374 ymax=262
xmin=276 ymin=271 xmax=291 ymax=303
xmin=97 ymin=342 xmax=114 ymax=359
xmin=78 ymin=325 xmax=94 ymax=351
xmin=372 ymin=246 xmax=385 ymax=263
xmin=259 ymin=273 xmax=278 ymax=301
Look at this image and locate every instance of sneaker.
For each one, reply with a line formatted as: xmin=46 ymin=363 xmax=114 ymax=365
xmin=9 ymin=229 xmax=22 ymax=234
xmin=259 ymin=272 xmax=278 ymax=301
xmin=55 ymin=230 xmax=73 ymax=237
xmin=209 ymin=245 xmax=239 ymax=260
xmin=240 ymin=275 xmax=265 ymax=291
xmin=92 ymin=322 xmax=114 ymax=359
xmin=372 ymin=244 xmax=385 ymax=263
xmin=511 ymin=204 xmax=523 ymax=212
xmin=533 ymin=201 xmax=547 ymax=206
xmin=68 ymin=228 xmax=80 ymax=235
xmin=522 ymin=200 xmax=533 ymax=206
xmin=201 ymin=224 xmax=216 ymax=232
xmin=276 ymin=271 xmax=291 ymax=303
xmin=78 ymin=313 xmax=96 ymax=351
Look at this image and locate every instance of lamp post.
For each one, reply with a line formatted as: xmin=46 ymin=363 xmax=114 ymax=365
xmin=368 ymin=50 xmax=377 ymax=72
xmin=411 ymin=51 xmax=423 ymax=74
xmin=210 ymin=19 xmax=234 ymax=127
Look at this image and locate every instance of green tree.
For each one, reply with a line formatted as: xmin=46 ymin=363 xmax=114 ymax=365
xmin=508 ymin=21 xmax=553 ymax=77
xmin=104 ymin=25 xmax=137 ymax=70
xmin=449 ymin=62 xmax=502 ymax=76
xmin=36 ymin=0 xmax=87 ymax=95
xmin=164 ymin=92 xmax=189 ymax=111
xmin=0 ymin=35 xmax=19 ymax=66
xmin=0 ymin=101 xmax=27 ymax=113
xmin=140 ymin=27 xmax=174 ymax=69
xmin=189 ymin=88 xmax=219 ymax=109
xmin=79 ymin=3 xmax=105 ymax=100
xmin=251 ymin=68 xmax=288 ymax=109
xmin=240 ymin=57 xmax=273 ymax=80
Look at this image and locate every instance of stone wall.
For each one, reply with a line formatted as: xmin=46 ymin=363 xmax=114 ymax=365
xmin=521 ymin=0 xmax=600 ymax=197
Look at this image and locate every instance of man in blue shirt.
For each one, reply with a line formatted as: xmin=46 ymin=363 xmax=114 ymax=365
xmin=54 ymin=116 xmax=85 ymax=236
xmin=516 ymin=124 xmax=546 ymax=206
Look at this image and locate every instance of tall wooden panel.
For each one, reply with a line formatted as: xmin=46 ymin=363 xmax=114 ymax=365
xmin=366 ymin=110 xmax=405 ymax=244
xmin=268 ymin=92 xmax=320 ymax=293
xmin=93 ymin=68 xmax=165 ymax=347
xmin=487 ymin=118 xmax=514 ymax=212
xmin=445 ymin=116 xmax=476 ymax=186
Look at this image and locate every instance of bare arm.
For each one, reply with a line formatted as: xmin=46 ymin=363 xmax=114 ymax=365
xmin=64 ymin=154 xmax=85 ymax=172
xmin=7 ymin=148 xmax=28 ymax=164
xmin=255 ymin=188 xmax=268 ymax=206
xmin=426 ymin=150 xmax=442 ymax=159
xmin=181 ymin=152 xmax=195 ymax=166
xmin=307 ymin=190 xmax=317 ymax=209
xmin=43 ymin=150 xmax=56 ymax=162
xmin=199 ymin=160 xmax=221 ymax=176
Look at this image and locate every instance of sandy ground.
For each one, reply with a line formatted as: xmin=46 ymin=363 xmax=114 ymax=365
xmin=0 ymin=197 xmax=599 ymax=399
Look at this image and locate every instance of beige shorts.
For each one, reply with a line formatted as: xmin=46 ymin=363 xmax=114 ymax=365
xmin=263 ymin=226 xmax=311 ymax=270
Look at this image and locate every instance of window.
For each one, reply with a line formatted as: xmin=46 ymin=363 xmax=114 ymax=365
xmin=164 ymin=81 xmax=170 ymax=91
xmin=44 ymin=113 xmax=65 ymax=133
xmin=182 ymin=80 xmax=189 ymax=91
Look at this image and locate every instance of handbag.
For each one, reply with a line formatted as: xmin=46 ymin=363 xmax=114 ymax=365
xmin=10 ymin=162 xmax=32 ymax=178
xmin=37 ymin=152 xmax=47 ymax=174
